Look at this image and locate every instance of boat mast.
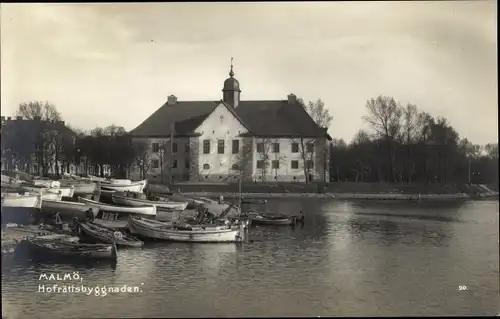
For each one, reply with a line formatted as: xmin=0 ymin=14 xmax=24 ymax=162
xmin=169 ymin=122 xmax=175 ymax=185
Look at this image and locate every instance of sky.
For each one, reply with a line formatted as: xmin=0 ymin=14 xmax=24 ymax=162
xmin=1 ymin=2 xmax=497 ymax=144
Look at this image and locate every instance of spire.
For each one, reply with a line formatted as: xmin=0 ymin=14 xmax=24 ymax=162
xmin=229 ymin=57 xmax=234 ymax=77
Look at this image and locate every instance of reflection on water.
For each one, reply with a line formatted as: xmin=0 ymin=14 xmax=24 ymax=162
xmin=2 ymin=199 xmax=498 ymax=318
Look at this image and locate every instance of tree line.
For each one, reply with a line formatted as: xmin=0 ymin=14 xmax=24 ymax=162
xmin=2 ymin=98 xmax=496 ymax=187
xmin=330 ymin=96 xmax=498 ymax=186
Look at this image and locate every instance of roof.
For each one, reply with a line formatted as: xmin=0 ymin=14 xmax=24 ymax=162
xmin=130 ymin=99 xmax=331 ymax=139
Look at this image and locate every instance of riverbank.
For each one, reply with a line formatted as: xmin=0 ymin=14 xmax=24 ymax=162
xmin=149 ymin=181 xmax=499 ymax=200
xmin=181 ymin=191 xmax=485 ymax=200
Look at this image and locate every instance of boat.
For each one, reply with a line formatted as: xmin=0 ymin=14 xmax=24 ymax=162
xmin=15 ymin=237 xmax=117 ymax=262
xmin=101 ymin=180 xmax=147 ymax=193
xmin=21 ymin=183 xmax=75 ymax=198
xmin=77 ymin=197 xmax=157 ymax=216
xmin=72 ymin=183 xmax=97 ymax=196
xmin=104 ymin=179 xmax=132 ymax=185
xmin=41 ymin=192 xmax=63 ymax=201
xmin=41 ymin=199 xmax=99 ymax=220
xmin=241 ymin=198 xmax=267 ymax=205
xmin=244 ymin=212 xmax=296 ymax=225
xmin=112 ymin=193 xmax=188 ymax=211
xmin=1 ymin=193 xmax=42 ymax=224
xmin=76 ymin=221 xmax=144 ymax=248
xmin=33 ymin=179 xmax=61 ymax=188
xmin=128 ymin=215 xmax=244 ymax=243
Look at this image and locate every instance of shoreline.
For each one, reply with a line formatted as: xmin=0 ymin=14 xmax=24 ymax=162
xmin=181 ymin=192 xmax=498 ymax=201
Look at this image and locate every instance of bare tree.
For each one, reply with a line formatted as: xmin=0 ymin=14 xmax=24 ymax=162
xmin=297 ymin=98 xmax=333 ymax=182
xmin=363 ymin=96 xmax=402 ymax=183
xmin=270 ymin=138 xmax=288 ymax=180
xmin=233 ymin=139 xmax=253 ymax=181
xmin=133 ymin=140 xmax=152 ymax=180
xmin=399 ymin=103 xmax=425 ymax=182
xmin=17 ymin=101 xmax=62 ymax=121
xmin=255 ymin=138 xmax=272 ymax=181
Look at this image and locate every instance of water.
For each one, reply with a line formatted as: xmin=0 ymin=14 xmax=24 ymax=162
xmin=2 ymin=199 xmax=499 ymax=317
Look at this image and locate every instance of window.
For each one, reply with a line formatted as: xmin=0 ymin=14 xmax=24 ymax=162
xmin=172 ymin=160 xmax=177 ymax=169
xmin=185 ymin=143 xmax=190 ymax=153
xmin=307 ymin=143 xmax=314 ymax=153
xmin=232 ymin=140 xmax=240 ymax=154
xmin=256 ymin=160 xmax=265 ymax=169
xmin=291 ymin=142 xmax=299 ymax=153
xmin=291 ymin=160 xmax=299 ymax=169
xmin=217 ymin=139 xmax=225 ymax=154
xmin=272 ymin=160 xmax=279 ymax=169
xmin=257 ymin=143 xmax=264 ymax=153
xmin=306 ymin=160 xmax=314 ymax=169
xmin=203 ymin=163 xmax=210 ymax=170
xmin=172 ymin=143 xmax=178 ymax=153
xmin=272 ymin=143 xmax=280 ymax=153
xmin=185 ymin=160 xmax=190 ymax=169
xmin=151 ymin=159 xmax=159 ymax=168
xmin=232 ymin=164 xmax=239 ymax=170
xmin=203 ymin=140 xmax=210 ymax=154
xmin=152 ymin=143 xmax=159 ymax=153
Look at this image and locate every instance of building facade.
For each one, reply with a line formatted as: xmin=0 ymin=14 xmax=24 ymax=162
xmin=129 ymin=64 xmax=331 ymax=183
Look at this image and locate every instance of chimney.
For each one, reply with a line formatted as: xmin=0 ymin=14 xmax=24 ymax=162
xmin=16 ymin=116 xmax=23 ymax=120
xmin=287 ymin=93 xmax=297 ymax=104
xmin=34 ymin=116 xmax=41 ymax=121
xmin=167 ymin=95 xmax=177 ymax=105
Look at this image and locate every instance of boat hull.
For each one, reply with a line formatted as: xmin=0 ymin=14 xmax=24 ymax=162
xmin=41 ymin=200 xmax=99 ymax=220
xmin=112 ymin=194 xmax=188 ymax=211
xmin=128 ymin=216 xmax=243 ymax=243
xmin=101 ymin=180 xmax=147 ymax=193
xmin=1 ymin=206 xmax=39 ymax=225
xmin=72 ymin=183 xmax=97 ymax=195
xmin=1 ymin=194 xmax=42 ymax=208
xmin=41 ymin=192 xmax=63 ymax=201
xmin=77 ymin=197 xmax=157 ymax=216
xmin=15 ymin=239 xmax=117 ymax=262
xmin=77 ymin=222 xmax=144 ymax=248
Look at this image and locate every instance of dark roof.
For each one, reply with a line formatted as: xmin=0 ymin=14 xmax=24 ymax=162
xmin=130 ymin=99 xmax=331 ymax=139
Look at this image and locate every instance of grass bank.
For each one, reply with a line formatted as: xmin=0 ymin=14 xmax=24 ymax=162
xmin=148 ymin=182 xmax=499 ymax=200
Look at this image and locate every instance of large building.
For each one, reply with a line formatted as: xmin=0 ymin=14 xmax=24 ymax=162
xmin=129 ymin=64 xmax=332 ymax=183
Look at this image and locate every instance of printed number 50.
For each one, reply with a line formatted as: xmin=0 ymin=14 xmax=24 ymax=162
xmin=458 ymin=285 xmax=468 ymax=291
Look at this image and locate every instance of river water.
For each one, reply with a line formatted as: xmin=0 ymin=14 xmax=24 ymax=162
xmin=2 ymin=199 xmax=499 ymax=318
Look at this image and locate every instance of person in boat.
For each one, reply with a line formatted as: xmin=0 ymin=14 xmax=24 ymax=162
xmin=85 ymin=208 xmax=95 ymax=222
xmin=53 ymin=212 xmax=62 ymax=225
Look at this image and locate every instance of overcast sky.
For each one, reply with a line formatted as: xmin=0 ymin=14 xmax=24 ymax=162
xmin=1 ymin=2 xmax=497 ymax=144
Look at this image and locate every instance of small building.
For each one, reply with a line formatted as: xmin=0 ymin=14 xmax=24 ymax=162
xmin=129 ymin=63 xmax=332 ymax=183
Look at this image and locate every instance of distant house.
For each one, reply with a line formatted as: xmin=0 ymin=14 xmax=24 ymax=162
xmin=1 ymin=115 xmax=77 ymax=176
xmin=129 ymin=64 xmax=332 ymax=183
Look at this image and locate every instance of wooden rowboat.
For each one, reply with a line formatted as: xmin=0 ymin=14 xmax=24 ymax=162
xmin=245 ymin=212 xmax=296 ymax=225
xmin=77 ymin=197 xmax=157 ymax=216
xmin=76 ymin=221 xmax=144 ymax=248
xmin=101 ymin=180 xmax=147 ymax=193
xmin=15 ymin=237 xmax=117 ymax=262
xmin=128 ymin=215 xmax=244 ymax=243
xmin=112 ymin=194 xmax=188 ymax=211
xmin=41 ymin=200 xmax=99 ymax=219
xmin=1 ymin=193 xmax=41 ymax=224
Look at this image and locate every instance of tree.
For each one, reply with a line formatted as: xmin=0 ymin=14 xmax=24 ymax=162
xmin=233 ymin=138 xmax=253 ymax=181
xmin=133 ymin=140 xmax=151 ymax=180
xmin=297 ymin=98 xmax=333 ymax=183
xmin=14 ymin=101 xmax=70 ymax=177
xmin=363 ymin=96 xmax=402 ymax=183
xmin=255 ymin=138 xmax=272 ymax=181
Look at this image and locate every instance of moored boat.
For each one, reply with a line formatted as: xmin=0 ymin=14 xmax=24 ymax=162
xmin=41 ymin=192 xmax=63 ymax=201
xmin=76 ymin=221 xmax=144 ymax=248
xmin=33 ymin=179 xmax=61 ymax=188
xmin=244 ymin=212 xmax=296 ymax=226
xmin=41 ymin=200 xmax=99 ymax=220
xmin=72 ymin=183 xmax=97 ymax=196
xmin=15 ymin=237 xmax=117 ymax=262
xmin=77 ymin=197 xmax=157 ymax=216
xmin=101 ymin=180 xmax=147 ymax=193
xmin=21 ymin=183 xmax=75 ymax=198
xmin=128 ymin=215 xmax=244 ymax=243
xmin=112 ymin=193 xmax=188 ymax=211
xmin=1 ymin=193 xmax=42 ymax=224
